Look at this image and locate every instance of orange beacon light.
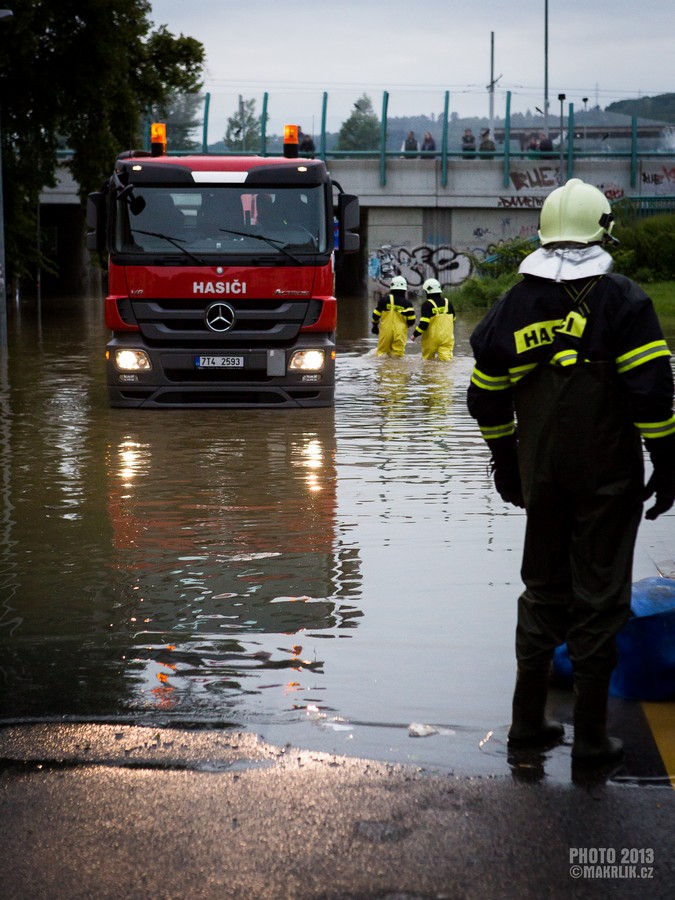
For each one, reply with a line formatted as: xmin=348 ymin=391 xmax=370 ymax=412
xmin=283 ymin=124 xmax=299 ymax=158
xmin=151 ymin=122 xmax=167 ymax=157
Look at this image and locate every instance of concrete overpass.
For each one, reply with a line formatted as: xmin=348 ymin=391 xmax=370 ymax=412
xmin=325 ymin=154 xmax=675 ymax=297
xmin=40 ymin=153 xmax=675 ymax=297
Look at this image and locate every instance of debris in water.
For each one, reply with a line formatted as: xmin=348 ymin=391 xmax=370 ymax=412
xmin=408 ymin=723 xmax=440 ymax=738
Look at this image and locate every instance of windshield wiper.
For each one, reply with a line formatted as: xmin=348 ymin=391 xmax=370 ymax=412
xmin=131 ymin=229 xmax=204 ymax=264
xmin=216 ymin=228 xmax=302 ymax=264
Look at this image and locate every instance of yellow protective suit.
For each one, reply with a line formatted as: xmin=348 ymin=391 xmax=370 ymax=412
xmin=377 ymin=308 xmax=409 ymax=357
xmin=421 ymin=301 xmax=455 ymax=360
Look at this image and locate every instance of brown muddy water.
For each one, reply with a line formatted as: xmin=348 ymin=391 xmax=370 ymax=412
xmin=1 ymin=292 xmax=674 ymax=777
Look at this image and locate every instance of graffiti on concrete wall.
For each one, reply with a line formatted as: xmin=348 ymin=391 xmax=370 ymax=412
xmin=502 ymin=164 xmax=561 ymax=207
xmin=369 ymin=168 xmax=634 ymax=291
xmin=466 ymin=220 xmax=539 ymax=257
xmin=498 ymin=195 xmax=546 ymax=209
xmin=474 ymin=216 xmax=538 ymax=241
xmin=368 ymin=244 xmax=473 ymax=290
xmin=597 ymin=181 xmax=625 ymax=200
xmin=508 ymin=164 xmax=626 ymax=203
xmin=509 ymin=165 xmax=559 ymax=191
xmin=639 ymin=163 xmax=675 ymax=191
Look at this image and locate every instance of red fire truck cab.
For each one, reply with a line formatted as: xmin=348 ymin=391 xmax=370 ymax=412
xmin=87 ymin=133 xmax=359 ymax=408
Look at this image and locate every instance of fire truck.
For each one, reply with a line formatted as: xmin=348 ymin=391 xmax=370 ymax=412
xmin=86 ymin=125 xmax=360 ymax=408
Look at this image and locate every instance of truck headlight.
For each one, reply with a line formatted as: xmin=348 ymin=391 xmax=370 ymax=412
xmin=288 ymin=349 xmax=325 ymax=372
xmin=114 ymin=349 xmax=152 ymax=372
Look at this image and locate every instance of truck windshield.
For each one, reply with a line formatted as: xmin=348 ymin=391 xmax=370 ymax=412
xmin=114 ymin=185 xmax=328 ymax=257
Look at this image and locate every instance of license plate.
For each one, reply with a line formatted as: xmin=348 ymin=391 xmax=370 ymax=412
xmin=196 ymin=356 xmax=244 ymax=368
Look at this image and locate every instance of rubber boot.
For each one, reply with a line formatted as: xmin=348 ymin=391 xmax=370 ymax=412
xmin=507 ymin=667 xmax=564 ymax=748
xmin=571 ymin=680 xmax=624 ymax=765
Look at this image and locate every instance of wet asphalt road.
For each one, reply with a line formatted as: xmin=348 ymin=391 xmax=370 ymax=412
xmin=1 ymin=723 xmax=675 ymax=900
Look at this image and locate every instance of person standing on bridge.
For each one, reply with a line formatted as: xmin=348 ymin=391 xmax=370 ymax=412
xmin=462 ymin=128 xmax=476 ymax=158
xmin=479 ymin=128 xmax=496 ymax=159
xmin=411 ymin=278 xmax=456 ymax=360
xmin=538 ymin=131 xmax=554 ymax=158
xmin=421 ymin=132 xmax=436 ymax=158
xmin=467 ymin=178 xmax=675 ymax=766
xmin=299 ymin=128 xmax=315 ymax=157
xmin=371 ymin=276 xmax=416 ymax=357
xmin=401 ymin=131 xmax=419 ymax=157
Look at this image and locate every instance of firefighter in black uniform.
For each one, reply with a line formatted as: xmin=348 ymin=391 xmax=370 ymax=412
xmin=467 ymin=179 xmax=675 ymax=765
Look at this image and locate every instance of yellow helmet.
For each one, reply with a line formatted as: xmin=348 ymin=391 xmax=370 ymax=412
xmin=538 ymin=178 xmax=614 ymax=246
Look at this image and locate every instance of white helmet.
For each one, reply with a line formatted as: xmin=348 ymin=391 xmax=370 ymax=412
xmin=390 ymin=275 xmax=407 ymax=291
xmin=423 ymin=278 xmax=442 ymax=295
xmin=538 ymin=178 xmax=615 ymax=246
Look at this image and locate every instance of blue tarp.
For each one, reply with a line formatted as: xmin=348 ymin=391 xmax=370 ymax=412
xmin=552 ymin=577 xmax=675 ymax=701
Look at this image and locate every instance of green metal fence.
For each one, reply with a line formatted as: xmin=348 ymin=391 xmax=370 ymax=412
xmin=135 ymin=89 xmax=675 ymax=193
xmin=614 ymin=196 xmax=675 ymax=218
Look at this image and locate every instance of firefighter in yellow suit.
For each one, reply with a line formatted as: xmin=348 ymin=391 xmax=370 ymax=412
xmin=411 ymin=278 xmax=456 ymax=360
xmin=371 ymin=276 xmax=416 ymax=357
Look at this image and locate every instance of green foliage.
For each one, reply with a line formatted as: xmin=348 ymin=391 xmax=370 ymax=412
xmin=611 ymin=198 xmax=643 ymax=229
xmin=473 ymin=237 xmax=539 ymax=279
xmin=609 ymin=246 xmax=637 ymax=275
xmin=451 ymin=272 xmax=523 ymax=310
xmin=447 ymin=238 xmax=537 ymax=309
xmin=452 ymin=221 xmax=675 ymax=312
xmin=0 ymin=0 xmax=205 ymax=285
xmin=225 ymin=97 xmax=264 ymax=151
xmin=337 ymin=95 xmax=380 ymax=152
xmin=611 ymin=214 xmax=675 ymax=281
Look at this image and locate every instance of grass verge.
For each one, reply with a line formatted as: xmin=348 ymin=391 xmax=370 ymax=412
xmin=451 ymin=278 xmax=675 ymax=330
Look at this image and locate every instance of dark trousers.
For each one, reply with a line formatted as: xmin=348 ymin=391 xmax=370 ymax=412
xmin=513 ymin=362 xmax=644 ymax=683
xmin=516 ymin=480 xmax=642 ymax=681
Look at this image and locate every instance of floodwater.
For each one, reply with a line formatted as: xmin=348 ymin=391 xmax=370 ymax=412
xmin=1 ymin=291 xmax=674 ymax=778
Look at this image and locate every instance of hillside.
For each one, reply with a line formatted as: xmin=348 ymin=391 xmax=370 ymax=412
xmin=606 ymin=93 xmax=675 ymax=125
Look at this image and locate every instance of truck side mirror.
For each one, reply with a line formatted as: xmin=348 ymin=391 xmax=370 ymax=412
xmin=337 ymin=193 xmax=360 ymax=253
xmin=86 ymin=192 xmax=107 ymax=254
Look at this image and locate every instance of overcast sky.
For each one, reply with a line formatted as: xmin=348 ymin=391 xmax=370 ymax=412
xmin=149 ymin=0 xmax=675 ymax=136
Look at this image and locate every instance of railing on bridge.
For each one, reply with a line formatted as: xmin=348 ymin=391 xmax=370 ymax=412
xmin=57 ymin=89 xmax=675 ymax=195
xmin=144 ymin=90 xmax=675 ymax=192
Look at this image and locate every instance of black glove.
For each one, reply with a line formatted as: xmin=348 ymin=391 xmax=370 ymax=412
xmin=644 ymin=434 xmax=675 ymax=520
xmin=371 ymin=324 xmax=379 ymax=335
xmin=487 ymin=434 xmax=525 ymax=508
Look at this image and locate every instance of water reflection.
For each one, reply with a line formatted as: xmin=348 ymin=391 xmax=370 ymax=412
xmin=105 ymin=411 xmax=363 ymax=721
xmin=2 ymin=294 xmax=675 ymax=780
xmin=0 ymin=295 xmax=362 ymax=724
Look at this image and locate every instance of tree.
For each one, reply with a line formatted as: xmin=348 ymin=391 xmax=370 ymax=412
xmin=337 ymin=95 xmax=380 ymax=152
xmin=0 ymin=1 xmax=205 ymax=287
xmin=225 ymin=97 xmax=263 ymax=152
xmin=149 ymin=92 xmax=206 ymax=153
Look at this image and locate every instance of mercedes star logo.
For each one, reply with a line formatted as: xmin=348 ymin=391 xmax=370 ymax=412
xmin=205 ymin=301 xmax=236 ymax=333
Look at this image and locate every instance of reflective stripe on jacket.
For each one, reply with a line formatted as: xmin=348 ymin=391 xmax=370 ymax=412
xmin=372 ymin=292 xmax=415 ymax=328
xmin=467 ymin=273 xmax=675 ymax=445
xmin=414 ymin=296 xmax=454 ymax=336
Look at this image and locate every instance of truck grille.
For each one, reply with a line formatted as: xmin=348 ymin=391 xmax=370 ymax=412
xmin=129 ymin=297 xmax=315 ymax=346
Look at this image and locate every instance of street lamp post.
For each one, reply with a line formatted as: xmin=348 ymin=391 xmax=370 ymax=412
xmin=583 ymin=96 xmax=589 ymax=147
xmin=0 ymin=8 xmax=13 ymax=348
xmin=558 ymin=93 xmax=566 ymax=181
